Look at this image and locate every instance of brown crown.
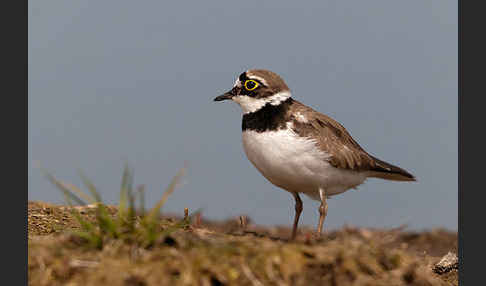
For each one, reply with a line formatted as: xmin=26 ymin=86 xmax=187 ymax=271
xmin=245 ymin=69 xmax=290 ymax=98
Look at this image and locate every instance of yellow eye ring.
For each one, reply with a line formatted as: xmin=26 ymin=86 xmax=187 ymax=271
xmin=244 ymin=80 xmax=259 ymax=91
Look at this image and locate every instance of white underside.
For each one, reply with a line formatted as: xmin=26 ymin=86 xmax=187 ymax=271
xmin=242 ymin=127 xmax=368 ymax=201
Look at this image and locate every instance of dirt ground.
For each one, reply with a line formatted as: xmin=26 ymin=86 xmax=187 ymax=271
xmin=28 ymin=201 xmax=458 ymax=286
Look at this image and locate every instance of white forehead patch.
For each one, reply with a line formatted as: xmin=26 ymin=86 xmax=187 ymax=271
xmin=233 ymin=78 xmax=242 ymax=88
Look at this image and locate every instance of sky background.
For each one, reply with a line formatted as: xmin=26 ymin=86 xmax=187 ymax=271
xmin=28 ymin=0 xmax=457 ymax=231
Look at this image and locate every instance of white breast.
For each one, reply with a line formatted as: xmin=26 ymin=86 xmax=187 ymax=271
xmin=241 ymin=127 xmax=367 ymax=200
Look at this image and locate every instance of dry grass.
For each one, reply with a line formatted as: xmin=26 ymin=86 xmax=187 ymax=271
xmin=28 ymin=201 xmax=457 ymax=286
xmin=29 ymin=166 xmax=457 ymax=285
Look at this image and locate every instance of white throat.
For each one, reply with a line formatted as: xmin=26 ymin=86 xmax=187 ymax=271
xmin=232 ymin=91 xmax=291 ymax=114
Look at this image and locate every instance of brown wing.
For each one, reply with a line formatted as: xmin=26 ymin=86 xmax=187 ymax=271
xmin=288 ymin=100 xmax=415 ymax=181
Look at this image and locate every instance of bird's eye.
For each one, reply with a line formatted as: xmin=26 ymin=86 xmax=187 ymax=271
xmin=244 ymin=80 xmax=259 ymax=91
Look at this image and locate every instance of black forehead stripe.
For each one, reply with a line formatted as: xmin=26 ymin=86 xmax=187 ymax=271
xmin=239 ymin=72 xmax=247 ymax=82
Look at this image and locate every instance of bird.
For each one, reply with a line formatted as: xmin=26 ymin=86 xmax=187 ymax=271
xmin=213 ymin=69 xmax=415 ymax=240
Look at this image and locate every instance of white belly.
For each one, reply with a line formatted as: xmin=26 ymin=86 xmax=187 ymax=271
xmin=241 ymin=128 xmax=367 ymax=200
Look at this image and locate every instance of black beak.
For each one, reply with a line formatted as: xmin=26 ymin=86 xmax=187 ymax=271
xmin=213 ymin=91 xmax=234 ymax=102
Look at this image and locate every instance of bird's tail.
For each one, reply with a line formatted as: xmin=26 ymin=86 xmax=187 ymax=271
xmin=368 ymin=155 xmax=416 ymax=182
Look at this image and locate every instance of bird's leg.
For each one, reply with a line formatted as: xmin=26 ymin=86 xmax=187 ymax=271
xmin=291 ymin=192 xmax=303 ymax=240
xmin=317 ymin=189 xmax=328 ymax=236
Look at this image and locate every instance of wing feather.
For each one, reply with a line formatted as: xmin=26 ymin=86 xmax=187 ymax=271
xmin=288 ymin=100 xmax=415 ymax=181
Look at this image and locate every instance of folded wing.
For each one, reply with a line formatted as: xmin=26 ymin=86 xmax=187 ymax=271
xmin=288 ymin=100 xmax=415 ymax=182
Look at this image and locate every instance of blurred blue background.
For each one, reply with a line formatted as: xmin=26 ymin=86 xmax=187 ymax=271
xmin=29 ymin=0 xmax=457 ymax=230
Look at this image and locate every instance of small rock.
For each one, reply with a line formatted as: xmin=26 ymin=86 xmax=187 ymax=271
xmin=359 ymin=228 xmax=373 ymax=239
xmin=69 ymin=259 xmax=99 ymax=268
xmin=433 ymin=251 xmax=458 ymax=274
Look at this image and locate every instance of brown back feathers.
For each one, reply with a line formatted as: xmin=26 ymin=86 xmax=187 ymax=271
xmin=288 ymin=100 xmax=416 ymax=181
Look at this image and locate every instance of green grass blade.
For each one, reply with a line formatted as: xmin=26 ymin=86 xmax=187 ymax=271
xmin=77 ymin=169 xmax=102 ymax=202
xmin=128 ymin=181 xmax=136 ymax=217
xmin=70 ymin=208 xmax=96 ymax=233
xmin=119 ymin=164 xmax=133 ymax=220
xmin=119 ymin=167 xmax=129 ymax=221
xmin=69 ymin=208 xmax=103 ymax=248
xmin=43 ymin=163 xmax=188 ymax=250
xmin=70 ymin=230 xmax=103 ymax=249
xmin=64 ymin=182 xmax=96 ymax=204
xmin=42 ymin=169 xmax=86 ymax=206
xmin=137 ymin=184 xmax=146 ymax=215
xmin=95 ymin=204 xmax=117 ymax=233
xmin=141 ymin=209 xmax=197 ymax=248
xmin=145 ymin=167 xmax=186 ymax=224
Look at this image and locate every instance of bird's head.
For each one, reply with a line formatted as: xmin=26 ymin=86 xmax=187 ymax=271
xmin=214 ymin=69 xmax=291 ymax=114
